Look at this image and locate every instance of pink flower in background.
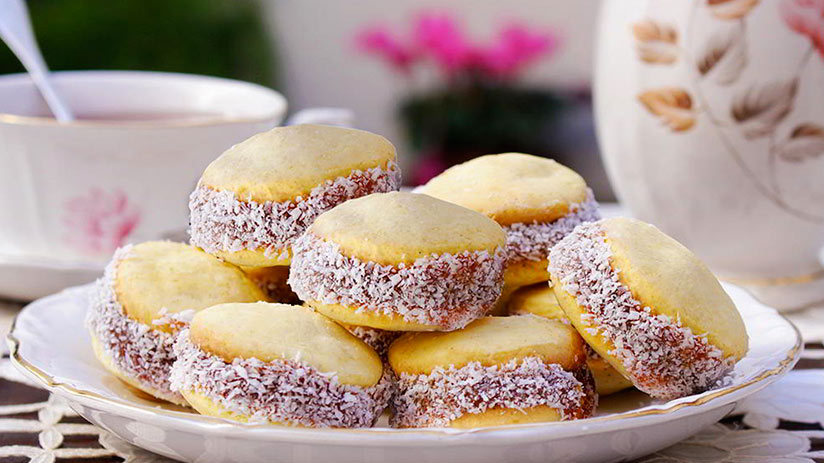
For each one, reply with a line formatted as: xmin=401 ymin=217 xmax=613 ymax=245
xmin=356 ymin=26 xmax=416 ymax=73
xmin=781 ymin=0 xmax=824 ymax=59
xmin=476 ymin=23 xmax=561 ymax=77
xmin=62 ymin=188 xmax=140 ymax=255
xmin=413 ymin=13 xmax=473 ymax=76
xmin=355 ymin=10 xmax=562 ymax=81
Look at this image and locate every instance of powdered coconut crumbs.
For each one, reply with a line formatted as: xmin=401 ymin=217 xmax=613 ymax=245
xmin=548 ymin=221 xmax=735 ymax=400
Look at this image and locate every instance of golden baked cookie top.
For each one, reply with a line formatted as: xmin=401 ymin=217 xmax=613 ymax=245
xmin=419 ymin=153 xmax=588 ymax=225
xmin=309 ymin=191 xmax=506 ymax=265
xmin=114 ymin=241 xmax=265 ymax=328
xmin=507 ymin=283 xmax=565 ymax=320
xmin=189 ymin=302 xmax=383 ymax=387
xmin=602 ymin=218 xmax=748 ymax=360
xmin=199 ymin=124 xmax=396 ymax=203
xmin=388 ymin=316 xmax=585 ymax=375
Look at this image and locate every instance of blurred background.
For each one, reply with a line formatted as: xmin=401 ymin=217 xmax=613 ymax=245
xmin=0 ymin=0 xmax=611 ymax=199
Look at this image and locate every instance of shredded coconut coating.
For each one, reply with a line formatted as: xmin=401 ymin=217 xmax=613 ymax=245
xmin=170 ymin=331 xmax=393 ymax=428
xmin=346 ymin=326 xmax=400 ymax=357
xmin=189 ymin=161 xmax=401 ymax=260
xmin=548 ymin=222 xmax=736 ymax=400
xmin=504 ymin=189 xmax=601 ymax=263
xmin=289 ymin=233 xmax=507 ymax=330
xmin=85 ymin=246 xmax=191 ymax=404
xmin=391 ymin=357 xmax=596 ymax=428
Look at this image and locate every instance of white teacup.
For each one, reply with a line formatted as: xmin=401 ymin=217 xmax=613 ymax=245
xmin=0 ymin=70 xmax=287 ymax=265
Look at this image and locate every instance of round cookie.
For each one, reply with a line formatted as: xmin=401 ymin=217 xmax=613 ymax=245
xmin=388 ymin=316 xmax=596 ymax=428
xmin=189 ymin=124 xmax=401 ymax=267
xmin=418 ymin=153 xmax=600 ymax=288
xmin=288 ymin=192 xmax=507 ymax=331
xmin=240 ymin=265 xmax=300 ymax=304
xmin=86 ymin=241 xmax=266 ymax=405
xmin=548 ymin=217 xmax=749 ymax=400
xmin=170 ymin=302 xmax=391 ymax=427
xmin=507 ymin=283 xmax=634 ymax=396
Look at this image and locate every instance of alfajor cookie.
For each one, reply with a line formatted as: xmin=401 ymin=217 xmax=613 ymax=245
xmin=388 ymin=316 xmax=596 ymax=428
xmin=418 ymin=153 xmax=600 ymax=288
xmin=549 ymin=217 xmax=749 ymax=400
xmin=288 ymin=192 xmax=507 ymax=331
xmin=170 ymin=302 xmax=392 ymax=427
xmin=507 ymin=284 xmax=633 ymax=396
xmin=86 ymin=241 xmax=266 ymax=405
xmin=189 ymin=124 xmax=401 ymax=267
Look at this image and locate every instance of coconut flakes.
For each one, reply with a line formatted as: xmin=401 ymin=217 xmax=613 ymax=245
xmin=85 ymin=245 xmax=186 ymax=403
xmin=391 ymin=357 xmax=596 ymax=428
xmin=504 ymin=189 xmax=601 ymax=263
xmin=169 ymin=330 xmax=393 ymax=428
xmin=189 ymin=161 xmax=401 ymax=260
xmin=289 ymin=232 xmax=507 ymax=330
xmin=346 ymin=326 xmax=401 ymax=357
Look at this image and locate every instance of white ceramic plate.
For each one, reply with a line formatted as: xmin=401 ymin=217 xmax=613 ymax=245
xmin=7 ymin=283 xmax=801 ymax=463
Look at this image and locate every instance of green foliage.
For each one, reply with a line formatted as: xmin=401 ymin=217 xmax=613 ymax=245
xmin=0 ymin=0 xmax=276 ymax=86
xmin=400 ymin=83 xmax=565 ymax=165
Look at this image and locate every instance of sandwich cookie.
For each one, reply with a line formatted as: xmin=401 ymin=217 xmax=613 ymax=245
xmin=388 ymin=316 xmax=596 ymax=428
xmin=170 ymin=302 xmax=392 ymax=427
xmin=189 ymin=124 xmax=401 ymax=267
xmin=289 ymin=192 xmax=507 ymax=331
xmin=549 ymin=218 xmax=749 ymax=400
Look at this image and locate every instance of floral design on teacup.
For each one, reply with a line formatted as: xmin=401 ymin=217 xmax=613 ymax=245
xmin=62 ymin=188 xmax=140 ymax=255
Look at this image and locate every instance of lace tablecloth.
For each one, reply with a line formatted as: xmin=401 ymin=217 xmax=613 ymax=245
xmin=1 ymin=299 xmax=823 ymax=463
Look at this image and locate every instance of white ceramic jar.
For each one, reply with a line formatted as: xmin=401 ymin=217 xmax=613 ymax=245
xmin=595 ymin=0 xmax=824 ymax=311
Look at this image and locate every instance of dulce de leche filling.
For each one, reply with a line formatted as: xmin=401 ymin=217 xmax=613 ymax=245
xmin=288 ymin=232 xmax=507 ymax=330
xmin=548 ymin=222 xmax=735 ymax=400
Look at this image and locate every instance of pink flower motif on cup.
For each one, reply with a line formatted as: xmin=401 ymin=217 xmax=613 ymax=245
xmin=62 ymin=188 xmax=140 ymax=255
xmin=781 ymin=0 xmax=824 ymax=59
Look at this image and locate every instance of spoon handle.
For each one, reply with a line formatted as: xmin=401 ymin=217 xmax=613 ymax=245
xmin=0 ymin=0 xmax=74 ymax=122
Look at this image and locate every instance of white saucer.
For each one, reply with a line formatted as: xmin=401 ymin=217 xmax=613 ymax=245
xmin=0 ymin=253 xmax=102 ymax=301
xmin=7 ymin=283 xmax=801 ymax=463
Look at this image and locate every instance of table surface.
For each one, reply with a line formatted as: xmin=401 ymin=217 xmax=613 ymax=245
xmin=1 ymin=299 xmax=823 ymax=463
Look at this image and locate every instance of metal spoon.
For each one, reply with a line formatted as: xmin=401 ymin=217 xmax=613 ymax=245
xmin=0 ymin=0 xmax=74 ymax=122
